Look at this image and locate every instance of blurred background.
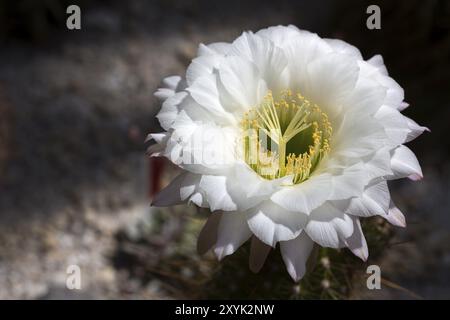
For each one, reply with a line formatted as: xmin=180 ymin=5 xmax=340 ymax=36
xmin=0 ymin=0 xmax=448 ymax=299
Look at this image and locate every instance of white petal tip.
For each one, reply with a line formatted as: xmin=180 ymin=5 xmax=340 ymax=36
xmin=408 ymin=173 xmax=423 ymax=181
xmin=145 ymin=134 xmax=153 ymax=143
xmin=352 ymin=249 xmax=369 ymax=262
xmin=345 ymin=239 xmax=369 ymax=261
xmin=148 ymin=153 xmax=161 ymax=158
xmin=289 ymin=271 xmax=304 ymax=283
xmin=154 ymin=91 xmax=170 ymax=100
xmin=385 ymin=206 xmax=407 ymax=228
xmin=399 ymin=102 xmax=409 ymax=111
xmin=213 ymin=248 xmax=228 ymax=261
xmin=286 ymin=266 xmax=304 ymax=282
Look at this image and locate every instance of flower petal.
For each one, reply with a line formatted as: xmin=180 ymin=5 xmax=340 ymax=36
xmin=390 ymin=145 xmax=423 ymax=180
xmin=164 ymin=110 xmax=238 ymax=175
xmin=270 ymin=173 xmax=332 ymax=214
xmin=214 ymin=212 xmax=252 ymax=260
xmin=151 ymin=172 xmax=200 ymax=207
xmin=381 ymin=200 xmax=406 ymax=227
xmin=332 ymin=112 xmax=388 ymax=159
xmin=305 ymin=203 xmax=354 ymax=248
xmin=404 ymin=116 xmax=430 ymax=143
xmin=375 ymin=105 xmax=410 ymax=145
xmin=186 ymin=55 xmax=223 ymax=86
xmin=280 ymin=231 xmax=314 ymax=282
xmin=197 ymin=213 xmax=221 ymax=255
xmin=249 ymin=236 xmax=272 ymax=273
xmin=366 ymin=54 xmax=388 ymax=76
xmin=359 ymin=59 xmax=405 ymax=110
xmin=199 ymin=175 xmax=237 ymax=211
xmin=328 ymin=162 xmax=367 ymax=200
xmin=255 ymin=25 xmax=302 ymax=48
xmin=154 ymin=75 xmax=183 ymax=100
xmin=187 ymin=74 xmax=237 ymax=124
xmin=342 ymin=77 xmax=386 ymax=115
xmin=325 ymin=38 xmax=363 ymax=59
xmin=303 ymin=53 xmax=359 ymax=117
xmin=246 ymin=200 xmax=308 ymax=247
xmin=343 ymin=218 xmax=368 ymax=261
xmin=362 ymin=147 xmax=394 ymax=182
xmin=342 ymin=180 xmax=390 ymax=217
xmin=217 ymin=55 xmax=268 ymax=112
xmin=198 ymin=42 xmax=231 ymax=56
xmin=283 ymin=33 xmax=333 ymax=94
xmin=229 ymin=32 xmax=288 ymax=91
xmin=156 ymin=91 xmax=187 ymax=130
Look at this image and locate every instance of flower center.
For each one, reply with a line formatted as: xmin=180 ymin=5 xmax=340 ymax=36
xmin=241 ymin=90 xmax=332 ymax=184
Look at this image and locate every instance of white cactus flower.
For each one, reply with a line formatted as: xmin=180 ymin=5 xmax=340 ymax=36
xmin=148 ymin=25 xmax=428 ymax=281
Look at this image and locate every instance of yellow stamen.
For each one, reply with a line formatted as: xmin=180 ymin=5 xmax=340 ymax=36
xmin=241 ymin=90 xmax=332 ymax=184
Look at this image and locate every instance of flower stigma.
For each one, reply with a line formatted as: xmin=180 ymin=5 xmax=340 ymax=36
xmin=241 ymin=90 xmax=332 ymax=184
